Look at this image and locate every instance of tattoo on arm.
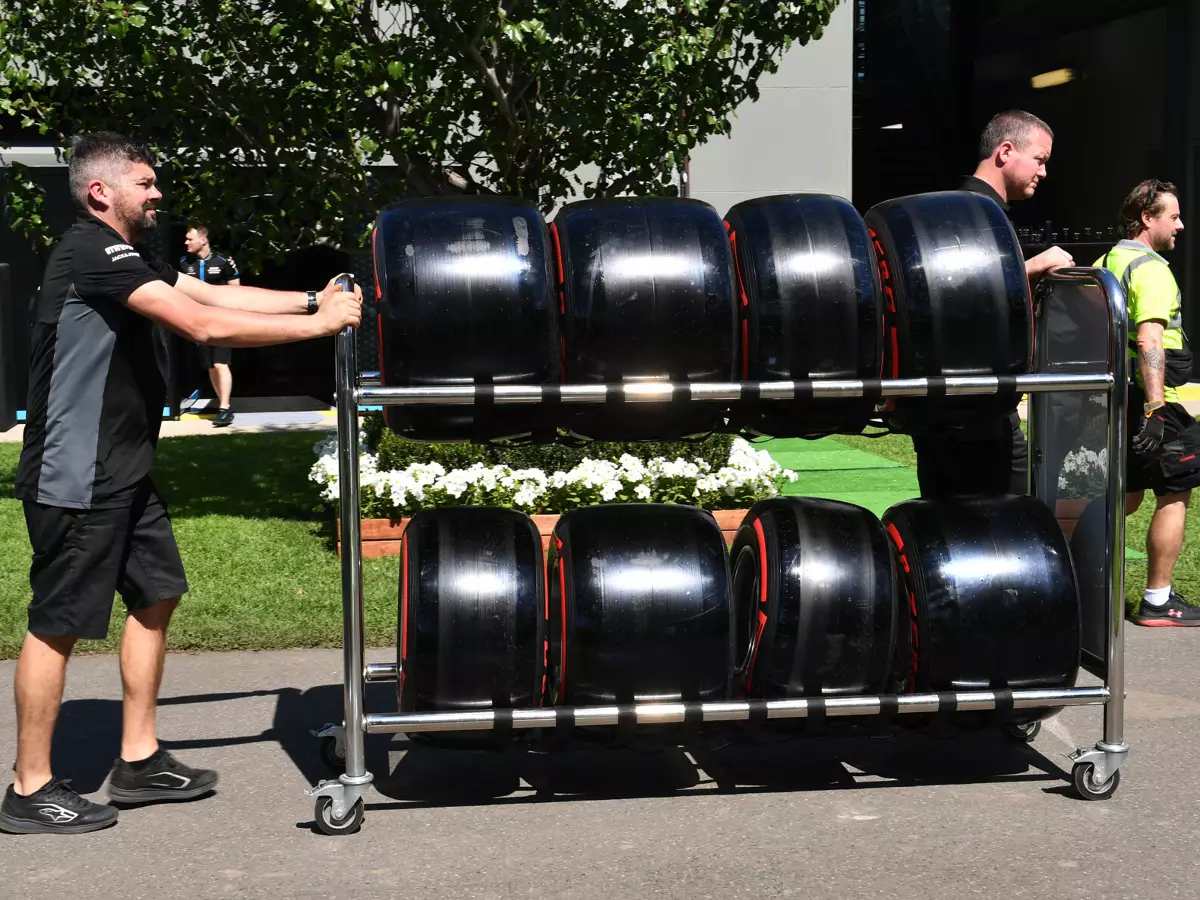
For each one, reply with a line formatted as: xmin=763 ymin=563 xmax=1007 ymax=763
xmin=1139 ymin=342 xmax=1166 ymax=405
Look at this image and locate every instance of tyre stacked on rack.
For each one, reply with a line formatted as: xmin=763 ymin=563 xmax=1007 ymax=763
xmin=864 ymin=191 xmax=1032 ymax=434
xmin=729 ymin=498 xmax=907 ymax=734
xmin=550 ymin=197 xmax=738 ymax=440
xmin=373 ymin=196 xmax=559 ymax=442
xmin=547 ymin=504 xmax=733 ymax=743
xmin=397 ymin=503 xmax=547 ymax=747
xmin=725 ymin=194 xmax=882 ymax=438
xmin=883 ymin=495 xmax=1081 ymax=727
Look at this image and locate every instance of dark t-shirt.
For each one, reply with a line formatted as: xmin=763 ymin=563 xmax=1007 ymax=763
xmin=958 ymin=175 xmax=1011 ymax=215
xmin=15 ymin=215 xmax=180 ymax=509
xmin=179 ymin=251 xmax=239 ymax=285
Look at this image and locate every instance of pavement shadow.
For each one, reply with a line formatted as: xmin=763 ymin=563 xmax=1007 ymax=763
xmin=692 ymin=727 xmax=1069 ymax=795
xmin=364 ymin=719 xmax=1067 ymax=810
xmin=49 ymin=683 xmax=394 ymax=793
xmin=47 ymin=685 xmax=1069 ymax=804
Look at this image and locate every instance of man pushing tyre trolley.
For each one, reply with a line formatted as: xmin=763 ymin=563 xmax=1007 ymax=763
xmin=2 ymin=131 xmax=362 ymax=835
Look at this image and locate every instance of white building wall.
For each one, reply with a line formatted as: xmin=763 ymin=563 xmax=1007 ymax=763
xmin=687 ymin=1 xmax=853 ymax=216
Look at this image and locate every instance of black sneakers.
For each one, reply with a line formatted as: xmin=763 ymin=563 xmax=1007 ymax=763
xmin=0 ymin=779 xmax=118 ymax=834
xmin=212 ymin=408 xmax=235 ymax=427
xmin=107 ymin=749 xmax=218 ymax=805
xmin=1131 ymin=591 xmax=1200 ymax=627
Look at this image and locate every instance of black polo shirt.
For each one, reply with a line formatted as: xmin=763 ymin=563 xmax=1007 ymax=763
xmin=15 ymin=215 xmax=180 ymax=509
xmin=959 ymin=175 xmax=1011 ymax=216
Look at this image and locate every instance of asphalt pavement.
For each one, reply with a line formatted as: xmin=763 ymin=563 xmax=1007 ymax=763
xmin=0 ymin=630 xmax=1198 ymax=899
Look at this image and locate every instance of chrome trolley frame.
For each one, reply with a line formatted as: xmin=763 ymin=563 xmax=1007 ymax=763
xmin=308 ymin=267 xmax=1130 ymax=832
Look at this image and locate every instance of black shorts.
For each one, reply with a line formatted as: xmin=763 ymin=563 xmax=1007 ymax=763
xmin=1127 ymin=394 xmax=1200 ymax=497
xmin=197 ymin=342 xmax=232 ymax=368
xmin=23 ymin=481 xmax=189 ymax=640
xmin=913 ymin=411 xmax=1028 ymax=498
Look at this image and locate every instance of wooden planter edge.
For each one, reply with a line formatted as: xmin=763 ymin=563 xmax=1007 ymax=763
xmin=340 ymin=508 xmax=749 ymax=558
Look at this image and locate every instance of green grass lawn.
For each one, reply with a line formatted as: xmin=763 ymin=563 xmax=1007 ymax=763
xmin=0 ymin=433 xmax=401 ymax=659
xmin=0 ymin=428 xmax=1194 ymax=658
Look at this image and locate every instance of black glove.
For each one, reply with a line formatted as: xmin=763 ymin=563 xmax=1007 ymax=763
xmin=1132 ymin=404 xmax=1167 ymax=456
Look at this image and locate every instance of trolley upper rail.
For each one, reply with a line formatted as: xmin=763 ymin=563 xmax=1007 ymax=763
xmin=356 ymin=373 xmax=1113 ymax=407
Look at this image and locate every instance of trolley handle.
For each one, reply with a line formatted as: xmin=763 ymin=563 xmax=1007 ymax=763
xmin=334 ymin=272 xmax=357 ymax=339
xmin=333 ymin=272 xmax=359 ymax=385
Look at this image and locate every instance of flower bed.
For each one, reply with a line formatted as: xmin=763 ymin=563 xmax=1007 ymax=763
xmin=311 ymin=431 xmax=798 ymax=557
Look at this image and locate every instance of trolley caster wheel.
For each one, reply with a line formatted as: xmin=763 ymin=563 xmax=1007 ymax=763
xmin=314 ymin=796 xmax=364 ymax=835
xmin=319 ymin=736 xmax=346 ymax=772
xmin=1003 ymin=721 xmax=1041 ymax=744
xmin=1071 ymin=762 xmax=1120 ymax=801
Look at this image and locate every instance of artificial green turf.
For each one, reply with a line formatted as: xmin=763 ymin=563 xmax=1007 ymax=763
xmin=757 ymin=437 xmax=917 ymax=518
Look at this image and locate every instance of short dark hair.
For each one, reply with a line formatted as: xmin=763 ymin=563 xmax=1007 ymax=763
xmin=67 ymin=131 xmax=155 ymax=211
xmin=188 ymin=224 xmax=209 ymax=236
xmin=978 ymin=110 xmax=1054 ymax=162
xmin=1119 ymin=179 xmax=1179 ymax=240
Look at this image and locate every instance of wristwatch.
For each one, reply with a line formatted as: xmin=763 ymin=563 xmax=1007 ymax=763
xmin=306 ymin=290 xmax=319 ymax=315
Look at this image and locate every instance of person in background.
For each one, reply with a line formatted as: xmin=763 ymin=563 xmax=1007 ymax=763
xmin=1097 ymin=179 xmax=1199 ymax=626
xmin=180 ymin=225 xmax=240 ymax=426
xmin=914 ymin=109 xmax=1074 ymax=500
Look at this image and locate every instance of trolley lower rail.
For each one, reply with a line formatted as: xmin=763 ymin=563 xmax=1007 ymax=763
xmin=360 ymin=687 xmax=1109 ymax=734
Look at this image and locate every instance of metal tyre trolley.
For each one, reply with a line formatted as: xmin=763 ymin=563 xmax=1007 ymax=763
xmin=308 ymin=267 xmax=1131 ymax=834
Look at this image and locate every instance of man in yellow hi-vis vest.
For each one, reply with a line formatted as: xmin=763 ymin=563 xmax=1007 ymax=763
xmin=1097 ymin=179 xmax=1198 ymax=625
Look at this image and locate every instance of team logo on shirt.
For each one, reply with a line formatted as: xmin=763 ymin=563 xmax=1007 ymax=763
xmin=104 ymin=243 xmax=139 ymax=263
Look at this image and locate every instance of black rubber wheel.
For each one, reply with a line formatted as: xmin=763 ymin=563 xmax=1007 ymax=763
xmin=319 ymin=736 xmax=345 ymax=771
xmin=399 ymin=507 xmax=545 ymax=750
xmin=864 ymin=191 xmax=1031 ymax=434
xmin=730 ymin=498 xmax=904 ymax=701
xmin=1072 ymin=762 xmax=1120 ymax=801
xmin=1003 ymin=721 xmax=1041 ymax=744
xmin=725 ymin=194 xmax=882 ymax=438
xmin=374 ymin=196 xmax=559 ymax=441
xmin=883 ymin=495 xmax=1081 ymax=728
xmin=547 ymin=504 xmax=732 ymax=711
xmin=314 ymin=796 xmax=364 ymax=835
xmin=553 ymin=197 xmax=737 ymax=440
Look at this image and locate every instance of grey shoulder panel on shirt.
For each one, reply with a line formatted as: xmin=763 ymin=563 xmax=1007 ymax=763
xmin=1122 ymin=253 xmax=1182 ymax=329
xmin=36 ymin=285 xmax=120 ymax=508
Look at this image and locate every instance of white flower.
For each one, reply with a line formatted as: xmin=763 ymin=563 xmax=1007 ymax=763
xmin=312 ymin=430 xmax=797 ymax=516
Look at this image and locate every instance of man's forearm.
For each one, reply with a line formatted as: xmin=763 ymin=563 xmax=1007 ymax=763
xmin=199 ymin=307 xmax=326 ymax=347
xmin=202 ymin=284 xmax=308 ymax=314
xmin=1138 ymin=339 xmax=1166 ymax=405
